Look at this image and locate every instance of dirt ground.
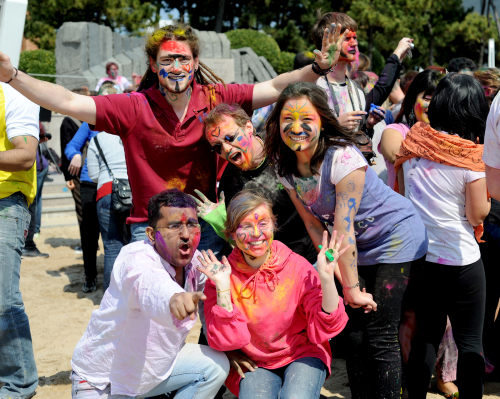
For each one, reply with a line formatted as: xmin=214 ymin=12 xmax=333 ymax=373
xmin=18 ymin=221 xmax=500 ymax=398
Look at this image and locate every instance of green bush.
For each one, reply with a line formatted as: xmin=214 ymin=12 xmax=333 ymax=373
xmin=226 ymin=29 xmax=283 ymax=73
xmin=19 ymin=50 xmax=55 ymax=83
xmin=274 ymin=51 xmax=295 ymax=74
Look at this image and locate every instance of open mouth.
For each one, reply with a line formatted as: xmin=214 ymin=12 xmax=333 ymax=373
xmin=248 ymin=240 xmax=265 ymax=246
xmin=230 ymin=152 xmax=242 ymax=163
xmin=179 ymin=243 xmax=191 ymax=256
xmin=168 ymin=74 xmax=185 ymax=82
xmin=288 ymin=132 xmax=309 ymax=142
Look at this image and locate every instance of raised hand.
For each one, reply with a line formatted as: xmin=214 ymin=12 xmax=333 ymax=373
xmin=317 ymin=230 xmax=350 ymax=280
xmin=189 ymin=189 xmax=225 ymax=219
xmin=196 ymin=249 xmax=232 ymax=284
xmin=313 ymin=23 xmax=349 ymax=70
xmin=170 ymin=291 xmax=206 ymax=321
xmin=393 ymin=37 xmax=414 ymax=61
xmin=0 ymin=52 xmax=15 ymax=83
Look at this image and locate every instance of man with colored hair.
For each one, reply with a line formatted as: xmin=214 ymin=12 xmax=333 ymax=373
xmin=0 ymin=81 xmax=40 ymax=399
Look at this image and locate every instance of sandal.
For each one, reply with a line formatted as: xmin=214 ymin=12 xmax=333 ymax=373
xmin=443 ymin=392 xmax=459 ymax=398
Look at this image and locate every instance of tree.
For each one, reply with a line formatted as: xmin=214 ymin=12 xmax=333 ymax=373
xmin=25 ymin=0 xmax=156 ymax=50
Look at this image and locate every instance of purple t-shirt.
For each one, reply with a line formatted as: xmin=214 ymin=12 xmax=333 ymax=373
xmin=378 ymin=123 xmax=409 ymax=189
xmin=280 ymin=145 xmax=428 ymax=265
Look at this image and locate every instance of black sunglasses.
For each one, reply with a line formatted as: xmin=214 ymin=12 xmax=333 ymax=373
xmin=212 ymin=134 xmax=236 ymax=154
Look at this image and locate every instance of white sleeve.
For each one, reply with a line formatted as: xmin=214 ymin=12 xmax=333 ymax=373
xmin=86 ymin=138 xmax=100 ymax=183
xmin=2 ymin=83 xmax=39 ymax=142
xmin=330 ymin=145 xmax=368 ymax=185
xmin=466 ymin=170 xmax=486 ymax=184
xmin=121 ymin=77 xmax=132 ymax=88
xmin=277 ymin=173 xmax=294 ymax=190
xmin=483 ymin=95 xmax=500 ymax=169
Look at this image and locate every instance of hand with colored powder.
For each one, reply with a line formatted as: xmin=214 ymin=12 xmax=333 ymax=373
xmin=317 ymin=230 xmax=350 ymax=279
xmin=366 ymin=104 xmax=386 ymax=129
xmin=312 ymin=23 xmax=349 ymax=70
xmin=197 ymin=249 xmax=232 ymax=284
xmin=190 ymin=189 xmax=225 ymax=219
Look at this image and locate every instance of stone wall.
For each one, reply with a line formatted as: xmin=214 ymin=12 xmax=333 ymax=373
xmin=55 ymin=22 xmax=147 ymax=90
xmin=55 ymin=23 xmax=277 ymax=89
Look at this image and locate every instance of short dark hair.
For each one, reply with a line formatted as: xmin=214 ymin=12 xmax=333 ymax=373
xmin=148 ymin=189 xmax=197 ymax=229
xmin=448 ymin=57 xmax=477 ymax=73
xmin=293 ymin=51 xmax=316 ymax=70
xmin=396 ymin=69 xmax=443 ymax=125
xmin=428 ymin=73 xmax=489 ymax=143
xmin=311 ymin=10 xmax=358 ymax=50
xmin=265 ymin=82 xmax=355 ymax=178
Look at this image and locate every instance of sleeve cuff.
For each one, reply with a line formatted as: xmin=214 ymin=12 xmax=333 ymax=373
xmin=211 ymin=303 xmax=242 ymax=321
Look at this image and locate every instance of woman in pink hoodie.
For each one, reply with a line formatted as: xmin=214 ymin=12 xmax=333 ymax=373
xmin=197 ymin=189 xmax=350 ymax=398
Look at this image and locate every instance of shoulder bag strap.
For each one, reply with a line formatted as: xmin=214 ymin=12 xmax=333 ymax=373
xmin=324 ymin=76 xmax=341 ymax=117
xmin=94 ymin=136 xmax=115 ymax=180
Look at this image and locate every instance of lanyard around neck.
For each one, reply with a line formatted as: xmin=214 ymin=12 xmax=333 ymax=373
xmin=324 ymin=75 xmax=364 ymax=119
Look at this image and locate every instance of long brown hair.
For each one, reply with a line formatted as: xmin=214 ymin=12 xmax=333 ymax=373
xmin=138 ymin=23 xmax=226 ymax=91
xmin=265 ymin=82 xmax=356 ymax=178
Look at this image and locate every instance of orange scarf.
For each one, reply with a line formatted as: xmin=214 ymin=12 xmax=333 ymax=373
xmin=394 ymin=122 xmax=487 ymax=242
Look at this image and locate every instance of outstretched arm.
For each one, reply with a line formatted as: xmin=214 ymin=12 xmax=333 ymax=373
xmin=252 ymin=23 xmax=348 ymax=110
xmin=0 ymin=52 xmax=96 ymax=124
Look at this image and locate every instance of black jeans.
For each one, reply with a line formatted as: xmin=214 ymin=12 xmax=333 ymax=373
xmin=407 ymin=259 xmax=486 ymax=399
xmin=343 ymin=258 xmax=424 ymax=399
xmin=80 ymin=181 xmax=100 ymax=282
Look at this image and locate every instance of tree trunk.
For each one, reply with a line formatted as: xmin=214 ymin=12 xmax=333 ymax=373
xmin=368 ymin=25 xmax=373 ymax=65
xmin=214 ymin=0 xmax=225 ymax=32
xmin=490 ymin=0 xmax=500 ymax=41
xmin=427 ymin=19 xmax=434 ymax=66
xmin=482 ymin=0 xmax=488 ymax=15
xmin=479 ymin=39 xmax=486 ymax=67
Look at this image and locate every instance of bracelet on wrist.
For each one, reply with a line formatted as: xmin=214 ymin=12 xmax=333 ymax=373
xmin=216 ymin=288 xmax=230 ymax=293
xmin=311 ymin=61 xmax=334 ymax=76
xmin=342 ymin=281 xmax=360 ymax=290
xmin=6 ymin=67 xmax=18 ymax=84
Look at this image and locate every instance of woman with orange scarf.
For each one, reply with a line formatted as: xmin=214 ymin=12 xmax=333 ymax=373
xmin=197 ymin=190 xmax=350 ymax=399
xmin=395 ymin=73 xmax=491 ymax=399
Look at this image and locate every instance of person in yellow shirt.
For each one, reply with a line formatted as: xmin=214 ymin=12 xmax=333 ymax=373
xmin=0 ymin=81 xmax=40 ymax=399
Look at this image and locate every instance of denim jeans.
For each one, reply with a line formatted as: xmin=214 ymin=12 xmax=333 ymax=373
xmin=239 ymin=357 xmax=327 ymax=399
xmin=130 ymin=219 xmax=227 ymax=260
xmin=35 ymin=166 xmax=48 ymax=233
xmin=96 ymin=194 xmax=130 ymax=292
xmin=0 ymin=193 xmax=38 ymax=399
xmin=71 ymin=343 xmax=229 ymax=398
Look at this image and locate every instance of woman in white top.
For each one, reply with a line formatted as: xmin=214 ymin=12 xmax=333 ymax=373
xmin=397 ymin=73 xmax=491 ymax=399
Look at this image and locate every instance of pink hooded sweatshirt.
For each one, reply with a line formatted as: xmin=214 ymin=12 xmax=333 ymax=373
xmin=204 ymin=240 xmax=348 ymax=396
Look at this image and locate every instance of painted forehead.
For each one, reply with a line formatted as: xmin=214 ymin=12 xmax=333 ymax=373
xmin=240 ymin=204 xmax=272 ymax=222
xmin=281 ymin=99 xmax=318 ymax=117
xmin=205 ymin=116 xmax=238 ymax=142
xmin=160 ymin=40 xmax=192 ymax=55
xmin=160 ymin=206 xmax=197 ymax=222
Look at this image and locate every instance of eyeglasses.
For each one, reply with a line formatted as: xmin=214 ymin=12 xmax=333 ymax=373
xmin=212 ymin=134 xmax=236 ymax=155
xmin=158 ymin=223 xmax=200 ymax=233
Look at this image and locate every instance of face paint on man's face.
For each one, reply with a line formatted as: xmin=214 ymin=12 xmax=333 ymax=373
xmin=206 ymin=116 xmax=255 ymax=170
xmin=414 ymin=92 xmax=432 ymax=123
xmin=339 ymin=31 xmax=358 ymax=63
xmin=109 ymin=67 xmax=118 ymax=79
xmin=233 ymin=204 xmax=274 ymax=259
xmin=279 ymin=98 xmax=321 ymax=153
xmin=156 ymin=40 xmax=195 ymax=95
xmin=153 ymin=207 xmax=201 ymax=268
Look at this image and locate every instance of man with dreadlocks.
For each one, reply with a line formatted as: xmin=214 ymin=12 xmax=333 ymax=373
xmin=0 ymin=22 xmax=347 ymax=253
